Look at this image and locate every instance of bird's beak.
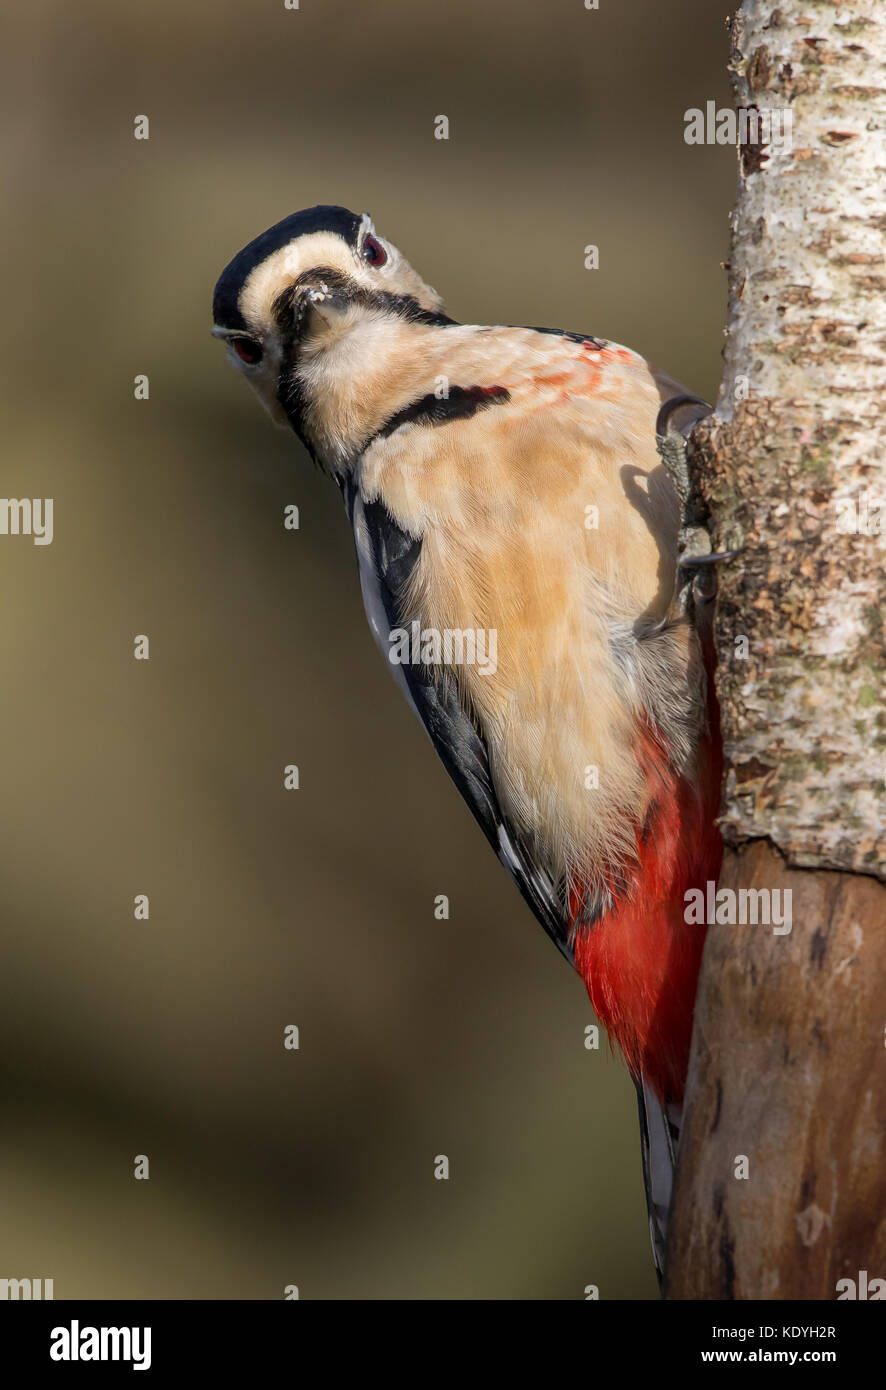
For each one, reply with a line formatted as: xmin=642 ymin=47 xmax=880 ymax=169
xmin=294 ymin=278 xmax=351 ymax=338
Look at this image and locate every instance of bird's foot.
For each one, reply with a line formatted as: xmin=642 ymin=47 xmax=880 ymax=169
xmin=655 ymin=396 xmax=740 ymax=610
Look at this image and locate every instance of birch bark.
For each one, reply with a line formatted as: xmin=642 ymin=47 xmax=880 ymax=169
xmin=666 ymin=0 xmax=886 ymax=1300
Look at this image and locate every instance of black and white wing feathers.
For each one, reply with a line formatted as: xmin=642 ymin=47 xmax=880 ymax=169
xmin=341 ymin=479 xmax=573 ymax=966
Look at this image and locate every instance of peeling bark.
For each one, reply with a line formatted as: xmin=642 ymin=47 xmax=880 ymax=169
xmin=666 ymin=0 xmax=886 ymax=1299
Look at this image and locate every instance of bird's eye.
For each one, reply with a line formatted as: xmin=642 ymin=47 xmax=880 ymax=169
xmin=232 ymin=337 xmax=262 ymax=364
xmin=362 ymin=234 xmax=387 ymax=267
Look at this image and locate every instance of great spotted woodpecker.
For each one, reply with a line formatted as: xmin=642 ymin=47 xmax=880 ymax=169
xmin=212 ymin=206 xmax=723 ymax=1277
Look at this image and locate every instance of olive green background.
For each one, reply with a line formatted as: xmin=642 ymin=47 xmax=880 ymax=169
xmin=1 ymin=0 xmax=732 ymax=1298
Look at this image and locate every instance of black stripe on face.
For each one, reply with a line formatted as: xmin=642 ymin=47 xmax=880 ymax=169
xmin=274 ymin=277 xmax=457 ymax=446
xmin=271 ymin=270 xmax=459 ymax=464
xmin=373 ymin=292 xmax=454 ymax=329
xmin=212 ymin=205 xmax=364 ymax=331
xmin=375 ymin=385 xmax=510 ymax=440
xmin=272 ymin=267 xmax=455 ymax=337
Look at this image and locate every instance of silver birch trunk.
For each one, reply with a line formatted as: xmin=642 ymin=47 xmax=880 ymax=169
xmin=666 ymin=0 xmax=886 ymax=1300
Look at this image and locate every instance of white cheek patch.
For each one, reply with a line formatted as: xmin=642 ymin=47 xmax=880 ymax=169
xmin=238 ymin=231 xmax=360 ymax=333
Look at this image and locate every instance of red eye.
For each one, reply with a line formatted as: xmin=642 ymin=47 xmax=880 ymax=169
xmin=362 ymin=234 xmax=387 ymax=267
xmin=232 ymin=337 xmax=262 ymax=364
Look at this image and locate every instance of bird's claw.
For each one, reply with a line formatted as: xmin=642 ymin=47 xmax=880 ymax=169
xmin=654 ymin=400 xmax=741 ymax=611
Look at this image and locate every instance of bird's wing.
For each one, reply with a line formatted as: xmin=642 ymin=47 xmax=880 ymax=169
xmin=340 ymin=476 xmax=575 ymax=965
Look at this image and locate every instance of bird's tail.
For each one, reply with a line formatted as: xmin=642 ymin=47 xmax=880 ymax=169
xmin=635 ymin=1075 xmax=681 ymax=1285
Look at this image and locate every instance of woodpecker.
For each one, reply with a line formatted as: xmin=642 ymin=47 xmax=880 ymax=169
xmin=212 ymin=206 xmax=723 ymax=1277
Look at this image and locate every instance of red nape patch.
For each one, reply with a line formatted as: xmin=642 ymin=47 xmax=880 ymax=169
xmin=571 ymin=711 xmax=723 ymax=1105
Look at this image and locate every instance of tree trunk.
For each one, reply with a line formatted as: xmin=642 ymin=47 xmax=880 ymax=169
xmin=666 ymin=0 xmax=886 ymax=1300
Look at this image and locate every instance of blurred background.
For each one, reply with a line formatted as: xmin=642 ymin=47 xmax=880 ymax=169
xmin=0 ymin=0 xmax=732 ymax=1299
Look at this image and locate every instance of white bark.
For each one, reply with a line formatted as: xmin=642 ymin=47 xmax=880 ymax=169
xmin=704 ymin=0 xmax=886 ymax=878
xmin=666 ymin=0 xmax=886 ymax=1299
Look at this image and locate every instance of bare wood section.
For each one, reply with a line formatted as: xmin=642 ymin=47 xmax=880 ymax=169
xmin=667 ymin=841 xmax=886 ymax=1299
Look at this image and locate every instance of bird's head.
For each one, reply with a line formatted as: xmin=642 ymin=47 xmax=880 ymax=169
xmin=212 ymin=205 xmax=449 ymax=458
